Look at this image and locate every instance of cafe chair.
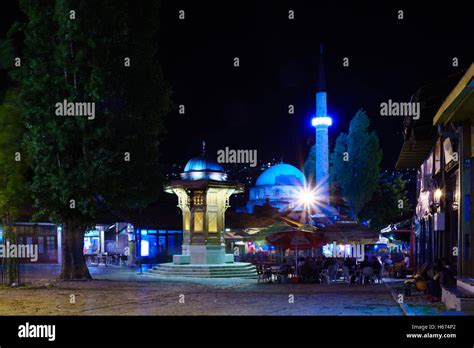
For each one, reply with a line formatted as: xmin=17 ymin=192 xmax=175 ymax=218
xmin=327 ymin=264 xmax=338 ymax=283
xmin=257 ymin=265 xmax=270 ymax=283
xmin=341 ymin=265 xmax=351 ymax=283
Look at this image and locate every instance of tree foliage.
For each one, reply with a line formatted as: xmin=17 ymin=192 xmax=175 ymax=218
xmin=329 ymin=109 xmax=382 ymax=219
xmin=0 ymin=91 xmax=29 ymax=285
xmin=359 ymin=171 xmax=412 ymax=231
xmin=2 ymin=0 xmax=172 ymax=279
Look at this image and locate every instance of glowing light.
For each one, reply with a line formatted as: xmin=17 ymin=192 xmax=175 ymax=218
xmin=434 ymin=188 xmax=442 ymax=200
xmin=298 ymin=187 xmax=316 ymax=206
xmin=312 ymin=116 xmax=333 ymax=127
xmin=141 ymin=240 xmax=149 ymax=256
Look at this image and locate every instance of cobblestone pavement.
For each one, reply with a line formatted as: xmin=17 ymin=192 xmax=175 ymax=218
xmin=0 ymin=264 xmax=403 ymax=316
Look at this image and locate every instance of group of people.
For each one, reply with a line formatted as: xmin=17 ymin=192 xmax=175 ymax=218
xmin=271 ymin=252 xmax=410 ymax=284
xmin=412 ymin=258 xmax=456 ymax=302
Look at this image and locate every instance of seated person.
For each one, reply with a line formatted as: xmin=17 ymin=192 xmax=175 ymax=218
xmin=393 ymin=261 xmax=406 ymax=278
xmin=426 ymin=260 xmax=443 ymax=301
xmin=309 ymin=257 xmax=319 ymax=281
xmin=297 ymin=257 xmax=305 ymax=267
xmin=343 ymin=257 xmax=355 ymax=270
xmin=383 ymin=254 xmax=393 ymax=265
xmin=373 ymin=255 xmax=383 ymax=280
xmin=317 ymin=255 xmax=327 ymax=269
xmin=278 ymin=259 xmax=291 ymax=283
xmin=300 ymin=257 xmax=312 ymax=282
xmin=426 ymin=259 xmax=456 ymax=302
xmin=439 ymin=259 xmax=456 ymax=287
xmin=359 ymin=255 xmax=371 ymax=269
xmin=403 ymin=253 xmax=410 ymax=269
xmin=327 ymin=259 xmax=339 ymax=281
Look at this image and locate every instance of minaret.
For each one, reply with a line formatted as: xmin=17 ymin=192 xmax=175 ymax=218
xmin=311 ymin=44 xmax=332 ymax=206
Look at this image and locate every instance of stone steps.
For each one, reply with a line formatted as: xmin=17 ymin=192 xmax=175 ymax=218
xmin=154 ymin=265 xmax=256 ymax=271
xmin=441 ymin=284 xmax=474 ymax=312
xmin=457 ymin=277 xmax=474 ymax=295
xmin=147 ymin=262 xmax=258 ymax=279
xmin=149 ymin=271 xmax=258 ymax=278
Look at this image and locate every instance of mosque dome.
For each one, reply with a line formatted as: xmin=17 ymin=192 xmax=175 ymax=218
xmin=255 ymin=163 xmax=306 ymax=187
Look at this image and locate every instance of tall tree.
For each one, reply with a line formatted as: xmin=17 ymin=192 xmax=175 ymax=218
xmin=359 ymin=171 xmax=412 ymax=231
xmin=329 ymin=109 xmax=382 ymax=219
xmin=3 ymin=0 xmax=172 ymax=280
xmin=0 ymin=91 xmax=29 ymax=285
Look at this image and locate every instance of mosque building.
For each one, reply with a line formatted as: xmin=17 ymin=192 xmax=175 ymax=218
xmin=245 ymin=45 xmax=334 ymax=217
xmin=245 ymin=162 xmax=306 ymax=213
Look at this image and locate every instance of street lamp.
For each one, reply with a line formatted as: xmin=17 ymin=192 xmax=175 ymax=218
xmin=434 ymin=188 xmax=442 ymax=208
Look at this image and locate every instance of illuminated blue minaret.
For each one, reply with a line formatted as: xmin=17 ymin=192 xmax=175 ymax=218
xmin=311 ymin=44 xmax=332 ymax=206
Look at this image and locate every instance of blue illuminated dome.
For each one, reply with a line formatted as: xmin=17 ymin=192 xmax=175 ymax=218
xmin=181 ymin=154 xmax=227 ymax=181
xmin=245 ymin=163 xmax=306 ymax=213
xmin=184 ymin=155 xmax=224 ymax=172
xmin=256 ymin=163 xmax=306 ymax=187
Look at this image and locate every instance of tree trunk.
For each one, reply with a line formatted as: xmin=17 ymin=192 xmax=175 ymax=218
xmin=2 ymin=222 xmax=19 ymax=286
xmin=60 ymin=220 xmax=91 ymax=280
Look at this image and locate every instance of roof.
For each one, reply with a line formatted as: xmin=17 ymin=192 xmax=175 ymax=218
xmin=165 ymin=179 xmax=244 ymax=193
xmin=184 ymin=154 xmax=224 ymax=173
xmin=395 ymin=139 xmax=435 ymax=169
xmin=433 ymin=63 xmax=474 ymax=125
xmin=395 ymin=70 xmax=465 ymax=169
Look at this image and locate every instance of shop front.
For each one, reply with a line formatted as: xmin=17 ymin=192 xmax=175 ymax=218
xmin=135 ymin=229 xmax=183 ymax=264
xmin=0 ymin=223 xmax=60 ymax=263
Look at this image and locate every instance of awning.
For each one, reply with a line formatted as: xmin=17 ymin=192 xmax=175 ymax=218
xmin=433 ymin=64 xmax=474 ymax=126
xmin=223 ymin=231 xmax=243 ymax=240
xmin=395 ymin=139 xmax=434 ymax=169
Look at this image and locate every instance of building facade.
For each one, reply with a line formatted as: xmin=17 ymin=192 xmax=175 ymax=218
xmin=0 ymin=223 xmax=60 ymax=263
xmin=397 ymin=64 xmax=474 ymax=278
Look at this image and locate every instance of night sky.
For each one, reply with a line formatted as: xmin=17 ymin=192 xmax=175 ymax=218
xmin=157 ymin=1 xmax=473 ymax=172
xmin=1 ymin=1 xmax=473 ymax=173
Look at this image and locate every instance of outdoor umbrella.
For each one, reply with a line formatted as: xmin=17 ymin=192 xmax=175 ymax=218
xmin=318 ymin=221 xmax=379 ymax=244
xmin=265 ymin=229 xmax=327 ymax=276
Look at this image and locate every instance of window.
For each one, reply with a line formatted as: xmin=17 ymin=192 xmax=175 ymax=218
xmin=84 ymin=236 xmax=99 ymax=254
xmin=208 ymin=212 xmax=218 ymax=232
xmin=194 ymin=211 xmax=204 ymax=232
xmin=193 ymin=191 xmax=204 ymax=205
xmin=38 ymin=237 xmax=44 ymax=253
xmin=435 ymin=139 xmax=441 ymax=174
xmin=46 ymin=236 xmax=56 ymax=251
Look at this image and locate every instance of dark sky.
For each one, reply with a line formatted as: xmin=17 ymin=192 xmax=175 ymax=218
xmin=1 ymin=1 xmax=473 ymax=172
xmin=157 ymin=1 xmax=473 ymax=171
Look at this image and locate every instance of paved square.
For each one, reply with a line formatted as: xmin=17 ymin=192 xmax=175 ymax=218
xmin=0 ymin=265 xmax=405 ymax=315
